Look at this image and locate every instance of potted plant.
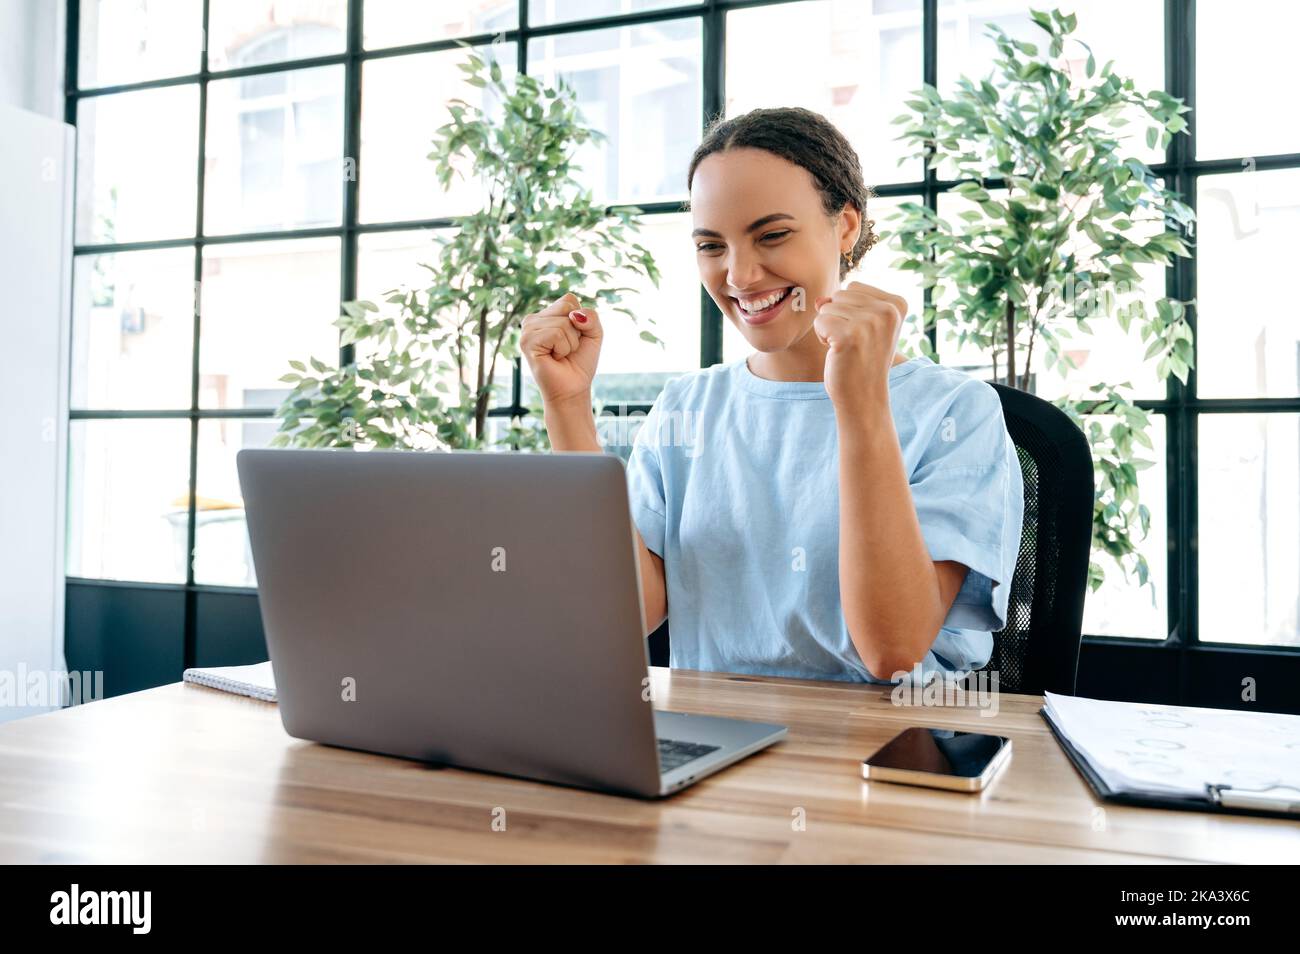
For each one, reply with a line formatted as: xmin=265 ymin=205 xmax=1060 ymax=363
xmin=887 ymin=7 xmax=1195 ymax=593
xmin=272 ymin=43 xmax=662 ymax=453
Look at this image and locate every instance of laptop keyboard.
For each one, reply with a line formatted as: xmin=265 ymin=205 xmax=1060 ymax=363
xmin=657 ymin=737 xmax=721 ymax=774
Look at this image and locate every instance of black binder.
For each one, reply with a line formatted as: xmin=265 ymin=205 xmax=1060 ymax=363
xmin=1040 ymin=708 xmax=1300 ymax=822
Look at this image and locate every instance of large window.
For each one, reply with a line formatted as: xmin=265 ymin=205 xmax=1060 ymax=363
xmin=67 ymin=1 xmax=1300 ymax=657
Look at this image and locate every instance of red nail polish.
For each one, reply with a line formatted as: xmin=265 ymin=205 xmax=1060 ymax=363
xmin=572 ymin=310 xmax=588 ymax=323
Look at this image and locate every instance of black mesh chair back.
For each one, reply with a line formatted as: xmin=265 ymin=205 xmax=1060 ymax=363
xmin=981 ymin=383 xmax=1093 ymax=696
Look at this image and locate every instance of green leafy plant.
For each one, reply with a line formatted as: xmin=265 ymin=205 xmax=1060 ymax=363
xmin=272 ymin=43 xmax=662 ymax=452
xmin=888 ymin=7 xmax=1195 ymax=593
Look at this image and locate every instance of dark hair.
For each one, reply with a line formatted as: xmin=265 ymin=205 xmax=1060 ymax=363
xmin=686 ymin=107 xmax=878 ymax=280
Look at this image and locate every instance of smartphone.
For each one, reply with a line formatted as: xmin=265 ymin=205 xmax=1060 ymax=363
xmin=861 ymin=727 xmax=1011 ymax=792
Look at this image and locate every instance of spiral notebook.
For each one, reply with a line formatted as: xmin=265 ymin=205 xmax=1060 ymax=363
xmin=182 ymin=661 xmax=277 ymax=703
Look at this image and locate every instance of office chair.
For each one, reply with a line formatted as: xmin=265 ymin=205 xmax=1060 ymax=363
xmin=645 ymin=381 xmax=1094 ymax=697
xmin=979 ymin=382 xmax=1093 ymax=696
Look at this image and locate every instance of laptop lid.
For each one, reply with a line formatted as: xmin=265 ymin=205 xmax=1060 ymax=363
xmin=236 ymin=448 xmax=663 ymax=797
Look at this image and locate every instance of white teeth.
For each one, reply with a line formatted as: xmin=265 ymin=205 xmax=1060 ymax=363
xmin=738 ymin=288 xmax=789 ymax=313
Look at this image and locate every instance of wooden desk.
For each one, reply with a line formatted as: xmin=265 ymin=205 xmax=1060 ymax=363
xmin=0 ymin=668 xmax=1292 ymax=863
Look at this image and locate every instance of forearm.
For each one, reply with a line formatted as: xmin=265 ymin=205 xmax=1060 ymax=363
xmin=634 ymin=528 xmax=667 ymax=637
xmin=837 ymin=397 xmax=946 ymax=678
xmin=543 ymin=393 xmax=601 ymax=452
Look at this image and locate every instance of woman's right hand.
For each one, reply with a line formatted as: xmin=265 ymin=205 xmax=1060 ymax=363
xmin=520 ymin=292 xmax=603 ymax=408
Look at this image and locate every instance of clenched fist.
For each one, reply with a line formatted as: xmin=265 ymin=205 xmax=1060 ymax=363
xmin=520 ymin=291 xmax=603 ymax=408
xmin=811 ymin=281 xmax=907 ymax=411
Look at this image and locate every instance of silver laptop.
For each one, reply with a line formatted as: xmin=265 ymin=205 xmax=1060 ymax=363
xmin=236 ymin=447 xmax=786 ymax=798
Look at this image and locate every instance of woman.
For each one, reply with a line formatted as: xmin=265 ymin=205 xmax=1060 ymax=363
xmin=520 ymin=106 xmax=1023 ymax=685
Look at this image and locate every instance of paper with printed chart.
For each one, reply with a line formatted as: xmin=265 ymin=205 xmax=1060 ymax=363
xmin=1043 ymin=691 xmax=1300 ymax=799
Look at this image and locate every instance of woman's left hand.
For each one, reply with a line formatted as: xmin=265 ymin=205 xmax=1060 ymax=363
xmin=813 ymin=281 xmax=908 ymax=411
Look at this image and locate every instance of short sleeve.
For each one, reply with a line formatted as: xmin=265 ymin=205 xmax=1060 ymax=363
xmin=623 ymin=382 xmax=673 ymax=559
xmin=909 ymin=380 xmax=1025 ymax=632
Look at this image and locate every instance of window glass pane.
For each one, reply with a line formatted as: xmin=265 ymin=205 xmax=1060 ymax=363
xmin=207 ymin=0 xmax=347 ymax=73
xmin=1083 ymin=415 xmax=1167 ymax=639
xmin=199 ymin=237 xmax=342 ymax=409
xmin=726 ymin=0 xmax=923 ymax=187
xmin=931 ymin=187 xmax=1005 ymax=377
xmin=1196 ymin=169 xmax=1300 ymax=399
xmin=360 ymin=45 xmax=517 ymax=224
xmin=1197 ymin=3 xmax=1300 ymax=160
xmin=1030 ymin=202 xmax=1167 ymax=404
xmin=851 ymin=194 xmax=924 ymax=344
xmin=364 ymin=0 xmax=517 ymax=49
xmin=67 ymin=419 xmax=191 ymax=583
xmin=524 ymin=212 xmax=698 ymax=406
xmin=722 ymin=195 xmax=921 ymax=364
xmin=932 ymin=186 xmax=1166 ymax=400
xmin=527 ymin=19 xmax=701 ymax=205
xmin=205 ymin=65 xmax=345 ymax=235
xmin=71 ymin=247 xmax=195 ymax=410
xmin=528 ymin=0 xmax=700 ymax=28
xmin=193 ymin=418 xmax=279 ymax=586
xmin=78 ymin=0 xmax=204 ymax=89
xmin=75 ymin=86 xmax=200 ymax=244
xmin=356 ymin=229 xmax=510 ymax=400
xmin=937 ymin=0 xmax=1164 ymax=179
xmin=357 ymin=229 xmax=447 ymax=303
xmin=1199 ymin=414 xmax=1300 ymax=648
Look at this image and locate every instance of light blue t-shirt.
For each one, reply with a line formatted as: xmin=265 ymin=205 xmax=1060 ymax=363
xmin=624 ymin=354 xmax=1024 ymax=685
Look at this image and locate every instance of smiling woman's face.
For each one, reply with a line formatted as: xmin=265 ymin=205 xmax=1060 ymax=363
xmin=690 ymin=147 xmax=860 ymax=355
